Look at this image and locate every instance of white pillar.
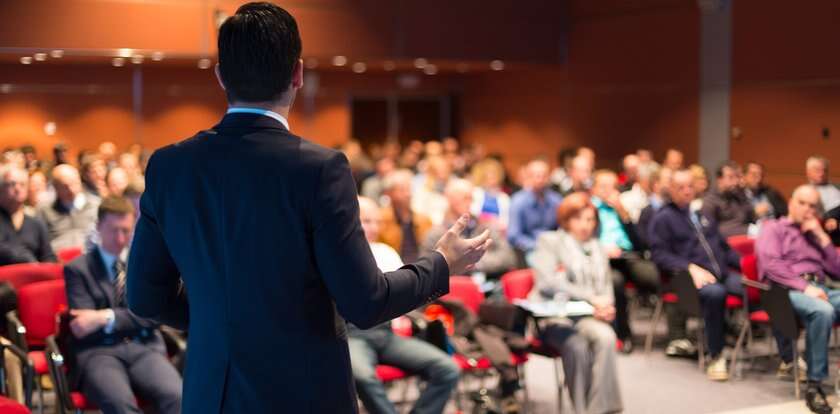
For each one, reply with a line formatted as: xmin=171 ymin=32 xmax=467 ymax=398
xmin=698 ymin=0 xmax=732 ymax=175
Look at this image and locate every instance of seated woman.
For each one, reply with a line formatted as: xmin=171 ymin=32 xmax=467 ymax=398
xmin=530 ymin=192 xmax=623 ymax=414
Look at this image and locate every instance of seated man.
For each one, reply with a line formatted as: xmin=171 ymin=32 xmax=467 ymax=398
xmin=590 ymin=170 xmax=660 ymax=352
xmin=701 ymin=161 xmax=756 ymax=238
xmin=508 ymin=159 xmax=563 ymax=266
xmin=649 ymin=169 xmax=743 ymax=381
xmin=423 ymin=178 xmax=516 ymax=279
xmin=37 ymin=164 xmax=98 ymax=252
xmin=351 ymin=197 xmax=460 ymax=414
xmin=378 ymin=169 xmax=433 ymax=263
xmin=743 ymin=162 xmax=787 ymax=221
xmin=757 ymin=185 xmax=840 ymax=414
xmin=65 ymin=197 xmax=181 ymax=414
xmin=806 ymin=156 xmax=840 ymax=245
xmin=0 ymin=166 xmax=55 ymax=265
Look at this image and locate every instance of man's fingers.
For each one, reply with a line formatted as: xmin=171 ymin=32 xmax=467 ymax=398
xmin=465 ymin=230 xmax=491 ymax=249
xmin=447 ymin=214 xmax=470 ymax=237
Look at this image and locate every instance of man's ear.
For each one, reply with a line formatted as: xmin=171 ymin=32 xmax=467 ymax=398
xmin=291 ymin=58 xmax=304 ymax=90
xmin=214 ymin=64 xmax=226 ymax=91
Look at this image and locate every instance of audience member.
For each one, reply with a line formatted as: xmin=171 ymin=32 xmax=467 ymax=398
xmin=590 ymin=170 xmax=660 ymax=351
xmin=743 ymin=162 xmax=787 ymax=220
xmin=469 ymin=158 xmax=511 ymax=231
xmin=98 ymin=141 xmax=118 ymax=169
xmin=561 ymin=155 xmax=593 ymax=196
xmin=52 ymin=143 xmax=70 ymax=169
xmin=361 ymin=157 xmax=396 ymax=204
xmin=620 ymin=161 xmax=659 ymax=223
xmin=0 ymin=166 xmax=55 ymax=265
xmin=550 ymin=146 xmax=579 ymax=193
xmin=106 ymin=167 xmax=129 ymax=198
xmin=24 ymin=170 xmax=48 ymax=216
xmin=37 ymin=164 xmax=98 ymax=252
xmin=701 ymin=161 xmax=755 ymax=238
xmin=378 ymin=169 xmax=433 ymax=263
xmin=756 ymin=185 xmax=840 ymax=414
xmin=637 ymin=149 xmax=653 ymax=165
xmin=649 ymin=169 xmax=744 ymax=381
xmin=530 ymin=192 xmax=623 ymax=414
xmin=689 ymin=164 xmax=709 ymax=200
xmin=19 ymin=145 xmax=40 ymax=172
xmin=663 ymin=149 xmax=684 ymax=171
xmin=80 ymin=155 xmax=108 ymax=203
xmin=64 ymin=197 xmax=182 ymax=414
xmin=508 ymin=159 xmax=562 ymax=266
xmin=806 ymin=156 xmax=840 ymax=214
xmin=423 ymin=179 xmax=516 ymax=278
xmin=118 ymin=153 xmax=142 ymax=180
xmin=619 ymin=154 xmax=640 ymax=192
xmin=411 ymin=155 xmax=450 ymax=225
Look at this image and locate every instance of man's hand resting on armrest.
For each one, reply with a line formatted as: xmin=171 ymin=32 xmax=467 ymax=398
xmin=434 ymin=214 xmax=493 ymax=275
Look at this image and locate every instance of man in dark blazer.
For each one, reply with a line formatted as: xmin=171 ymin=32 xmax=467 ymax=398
xmin=125 ymin=3 xmax=490 ymax=414
xmin=65 ymin=197 xmax=182 ymax=414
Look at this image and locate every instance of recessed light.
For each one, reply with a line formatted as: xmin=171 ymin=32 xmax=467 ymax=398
xmin=352 ymin=62 xmax=367 ymax=73
xmin=131 ymin=55 xmax=144 ymax=64
xmin=44 ymin=122 xmax=56 ymax=136
xmin=20 ymin=57 xmax=32 ymax=65
xmin=383 ymin=61 xmax=396 ymax=71
xmin=423 ymin=64 xmax=438 ymax=75
xmin=33 ymin=53 xmax=47 ymax=61
xmin=50 ymin=50 xmax=64 ymax=58
xmin=112 ymin=57 xmax=125 ymax=67
xmin=332 ymin=56 xmax=348 ymax=67
xmin=197 ymin=58 xmax=212 ymax=69
xmin=490 ymin=60 xmax=505 ymax=71
xmin=151 ymin=52 xmax=165 ymax=61
xmin=414 ymin=58 xmax=428 ymax=69
xmin=117 ymin=48 xmax=133 ymax=58
xmin=0 ymin=84 xmax=11 ymax=94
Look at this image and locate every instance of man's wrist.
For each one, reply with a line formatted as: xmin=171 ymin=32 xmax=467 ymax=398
xmin=101 ymin=309 xmax=116 ymax=333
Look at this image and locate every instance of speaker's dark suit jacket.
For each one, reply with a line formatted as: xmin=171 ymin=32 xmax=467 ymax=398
xmin=126 ymin=113 xmax=450 ymax=413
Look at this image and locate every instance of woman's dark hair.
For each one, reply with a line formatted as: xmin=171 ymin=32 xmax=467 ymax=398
xmin=217 ymin=2 xmax=302 ymax=103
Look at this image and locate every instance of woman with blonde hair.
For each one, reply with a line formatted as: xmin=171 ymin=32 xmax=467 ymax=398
xmin=470 ymin=158 xmax=511 ymax=232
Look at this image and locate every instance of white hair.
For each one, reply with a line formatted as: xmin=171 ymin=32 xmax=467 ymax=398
xmin=382 ymin=169 xmax=414 ymax=191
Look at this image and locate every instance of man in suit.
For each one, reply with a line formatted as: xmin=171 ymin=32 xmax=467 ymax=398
xmin=37 ymin=164 xmax=98 ymax=252
xmin=0 ymin=165 xmax=55 ymax=265
xmin=65 ymin=197 xmax=181 ymax=414
xmin=126 ymin=3 xmax=490 ymax=413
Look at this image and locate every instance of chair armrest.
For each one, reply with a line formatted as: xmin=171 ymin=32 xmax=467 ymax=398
xmin=0 ymin=340 xmax=34 ymax=408
xmin=741 ymin=278 xmax=769 ymax=291
xmin=44 ymin=335 xmax=75 ymax=412
xmin=4 ymin=312 xmax=26 ymax=352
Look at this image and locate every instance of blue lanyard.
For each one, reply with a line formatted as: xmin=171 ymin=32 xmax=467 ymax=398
xmin=226 ymin=107 xmax=289 ymax=130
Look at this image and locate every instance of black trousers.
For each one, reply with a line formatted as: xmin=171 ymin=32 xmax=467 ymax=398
xmin=610 ymin=254 xmax=661 ymax=340
xmin=78 ymin=341 xmax=182 ymax=414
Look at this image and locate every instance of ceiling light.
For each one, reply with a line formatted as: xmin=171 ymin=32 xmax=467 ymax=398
xmin=332 ymin=55 xmax=348 ymax=66
xmin=44 ymin=122 xmax=56 ymax=136
xmin=423 ymin=64 xmax=438 ymax=75
xmin=383 ymin=61 xmax=396 ymax=71
xmin=112 ymin=57 xmax=125 ymax=67
xmin=414 ymin=58 xmax=428 ymax=69
xmin=117 ymin=48 xmax=133 ymax=58
xmin=151 ymin=51 xmax=165 ymax=61
xmin=131 ymin=55 xmax=144 ymax=64
xmin=0 ymin=84 xmax=11 ymax=94
xmin=33 ymin=53 xmax=47 ymax=61
xmin=490 ymin=60 xmax=505 ymax=71
xmin=197 ymin=58 xmax=212 ymax=69
xmin=50 ymin=50 xmax=64 ymax=58
xmin=352 ymin=62 xmax=367 ymax=73
xmin=20 ymin=57 xmax=32 ymax=65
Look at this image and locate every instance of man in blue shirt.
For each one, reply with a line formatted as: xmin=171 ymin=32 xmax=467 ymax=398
xmin=591 ymin=170 xmax=660 ymax=352
xmin=508 ymin=159 xmax=562 ymax=267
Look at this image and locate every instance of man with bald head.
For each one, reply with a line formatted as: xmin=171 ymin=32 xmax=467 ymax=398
xmin=757 ymin=185 xmax=840 ymax=413
xmin=649 ymin=169 xmax=743 ymax=380
xmin=350 ymin=196 xmax=460 ymax=414
xmin=0 ymin=165 xmax=55 ymax=265
xmin=508 ymin=159 xmax=563 ymax=265
xmin=423 ymin=178 xmax=516 ymax=278
xmin=37 ymin=164 xmax=99 ymax=252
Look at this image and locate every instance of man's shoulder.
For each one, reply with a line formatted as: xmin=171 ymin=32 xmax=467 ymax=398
xmin=65 ymin=251 xmax=95 ymax=276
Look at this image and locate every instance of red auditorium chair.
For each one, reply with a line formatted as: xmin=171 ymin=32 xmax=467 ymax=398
xmin=443 ymin=276 xmax=531 ymax=412
xmin=729 ymin=254 xmax=775 ymax=380
xmin=0 ymin=263 xmax=63 ymax=290
xmin=6 ymin=279 xmax=66 ymax=413
xmin=727 ymin=235 xmax=755 ymax=257
xmin=56 ymin=247 xmax=83 ymax=264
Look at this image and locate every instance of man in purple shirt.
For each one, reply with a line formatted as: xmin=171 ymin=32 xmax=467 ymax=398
xmin=757 ymin=184 xmax=840 ymax=414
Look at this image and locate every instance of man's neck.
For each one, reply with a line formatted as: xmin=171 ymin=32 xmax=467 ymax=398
xmin=2 ymin=204 xmax=25 ymax=230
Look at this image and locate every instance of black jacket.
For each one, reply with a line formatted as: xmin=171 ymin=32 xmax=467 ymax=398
xmin=0 ymin=209 xmax=55 ymax=265
xmin=126 ymin=113 xmax=450 ymax=414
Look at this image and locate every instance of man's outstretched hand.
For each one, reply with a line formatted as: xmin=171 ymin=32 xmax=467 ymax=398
xmin=434 ymin=214 xmax=492 ymax=275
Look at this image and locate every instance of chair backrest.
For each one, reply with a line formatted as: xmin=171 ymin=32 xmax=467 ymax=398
xmin=56 ymin=247 xmax=83 ymax=264
xmin=0 ymin=263 xmax=63 ymax=291
xmin=760 ymin=283 xmax=799 ymax=340
xmin=500 ymin=269 xmax=534 ymax=301
xmin=17 ymin=279 xmax=67 ymax=347
xmin=670 ymin=271 xmax=702 ymax=317
xmin=727 ymin=235 xmax=755 ymax=257
xmin=442 ymin=276 xmax=484 ymax=314
xmin=741 ymin=254 xmax=761 ymax=304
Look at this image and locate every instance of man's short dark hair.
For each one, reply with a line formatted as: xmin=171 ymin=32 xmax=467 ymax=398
xmin=98 ymin=196 xmax=135 ymax=222
xmin=716 ymin=160 xmax=741 ymax=178
xmin=217 ymin=2 xmax=302 ymax=103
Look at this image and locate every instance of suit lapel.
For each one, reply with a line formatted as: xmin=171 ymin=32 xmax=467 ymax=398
xmin=90 ymin=248 xmax=116 ymax=308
